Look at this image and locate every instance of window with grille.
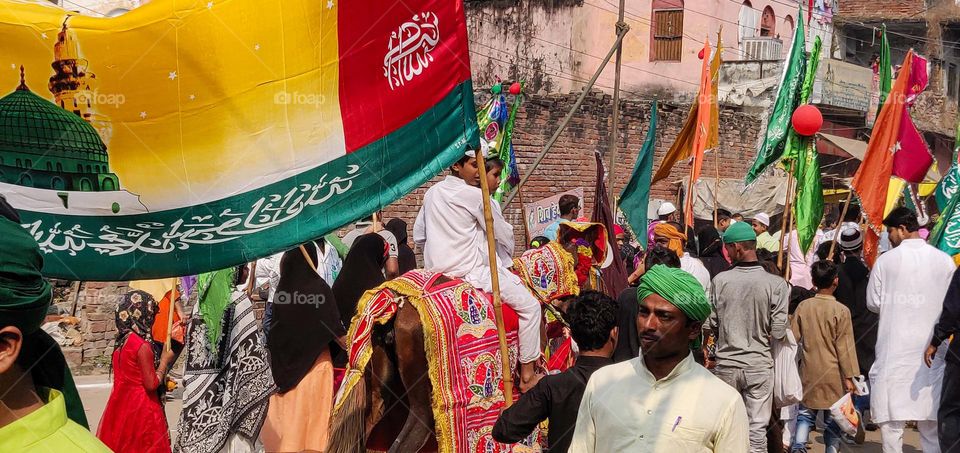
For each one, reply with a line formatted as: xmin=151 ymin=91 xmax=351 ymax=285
xmin=652 ymin=9 xmax=683 ymax=62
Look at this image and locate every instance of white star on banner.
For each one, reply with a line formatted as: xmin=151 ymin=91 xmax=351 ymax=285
xmin=326 ymin=0 xmax=334 ymax=8
xmin=890 ymin=142 xmax=902 ymax=154
xmin=254 ymin=43 xmax=260 ymax=51
xmin=188 ymin=94 xmax=196 ymax=100
xmin=10 ymin=64 xmax=15 ymax=69
xmin=168 ymin=71 xmax=177 ymax=80
xmin=139 ymin=111 xmax=147 ymax=119
xmin=207 ymin=2 xmax=213 ymax=9
xmin=40 ymin=32 xmax=48 ymax=39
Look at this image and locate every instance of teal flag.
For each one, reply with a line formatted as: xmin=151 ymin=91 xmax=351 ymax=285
xmin=619 ymin=101 xmax=658 ymax=248
xmin=935 ymin=121 xmax=960 ymax=210
xmin=745 ymin=8 xmax=806 ymax=185
xmin=929 ymin=187 xmax=960 ymax=260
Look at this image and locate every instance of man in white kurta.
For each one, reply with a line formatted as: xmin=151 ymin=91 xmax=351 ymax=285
xmin=570 ymin=265 xmax=747 ymax=452
xmin=413 ymin=153 xmax=542 ymax=388
xmin=868 ymin=208 xmax=954 ymax=453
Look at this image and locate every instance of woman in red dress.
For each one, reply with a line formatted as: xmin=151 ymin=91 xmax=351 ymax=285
xmin=97 ymin=290 xmax=175 ymax=453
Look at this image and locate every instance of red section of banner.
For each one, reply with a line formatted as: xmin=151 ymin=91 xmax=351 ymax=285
xmin=338 ymin=0 xmax=472 ymax=152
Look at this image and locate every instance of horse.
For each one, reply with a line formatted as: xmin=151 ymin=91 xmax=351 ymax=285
xmin=326 ymin=222 xmax=611 ymax=453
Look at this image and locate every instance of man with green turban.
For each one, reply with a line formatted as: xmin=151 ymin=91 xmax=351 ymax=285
xmin=705 ymin=219 xmax=789 ymax=453
xmin=570 ymin=265 xmax=748 ymax=452
xmin=0 ymin=198 xmax=110 ymax=451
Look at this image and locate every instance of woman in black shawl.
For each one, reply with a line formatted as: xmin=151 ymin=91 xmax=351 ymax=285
xmin=262 ymin=241 xmax=345 ymax=451
xmin=695 ymin=225 xmax=730 ymax=279
xmin=386 ymin=218 xmax=417 ymax=274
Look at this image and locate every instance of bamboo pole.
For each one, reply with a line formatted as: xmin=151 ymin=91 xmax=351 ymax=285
xmin=299 ymin=244 xmax=318 ymax=272
xmin=828 ymin=187 xmax=854 ymax=261
xmin=503 ymin=24 xmax=630 ymax=207
xmin=245 ymin=260 xmax=258 ymax=297
xmin=776 ymin=163 xmax=796 ymax=272
xmin=163 ymin=281 xmax=177 ymax=353
xmin=477 ymin=150 xmax=514 ymax=406
xmin=606 ymin=0 xmax=627 ymax=206
xmin=784 ymin=192 xmax=795 ymax=281
xmin=714 ymin=150 xmax=721 ymax=228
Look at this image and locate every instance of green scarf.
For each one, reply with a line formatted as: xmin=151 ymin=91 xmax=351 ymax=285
xmin=197 ymin=267 xmax=236 ymax=348
xmin=0 ymin=217 xmax=87 ymax=428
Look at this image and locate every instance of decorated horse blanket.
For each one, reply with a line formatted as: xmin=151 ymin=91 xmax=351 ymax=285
xmin=511 ymin=242 xmax=579 ymax=304
xmin=334 ymin=270 xmax=541 ymax=453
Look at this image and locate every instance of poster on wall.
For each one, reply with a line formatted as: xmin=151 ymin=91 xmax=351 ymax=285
xmin=0 ymin=0 xmax=478 ymax=280
xmin=523 ymin=188 xmax=585 ymax=238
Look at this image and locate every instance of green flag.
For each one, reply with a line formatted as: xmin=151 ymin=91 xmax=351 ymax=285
xmin=791 ymin=37 xmax=823 ymax=254
xmin=745 ymin=8 xmax=806 ymax=185
xmin=619 ymin=101 xmax=658 ymax=248
xmin=793 ymin=140 xmax=824 ymax=254
xmin=878 ymin=25 xmax=892 ymax=114
xmin=783 ymin=37 xmax=822 ymax=163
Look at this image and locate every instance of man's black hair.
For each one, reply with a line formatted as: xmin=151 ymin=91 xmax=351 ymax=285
xmin=558 ymin=194 xmax=580 ymax=216
xmin=811 ymin=260 xmax=839 ymax=290
xmin=565 ymin=290 xmax=618 ymax=351
xmin=716 ymin=209 xmax=732 ymax=220
xmin=485 ymin=157 xmax=505 ymax=172
xmin=815 ymin=240 xmax=841 ymax=262
xmin=882 ymin=207 xmax=920 ymax=232
xmin=644 ymin=245 xmax=681 ymax=269
xmin=450 ymin=153 xmax=473 ymax=173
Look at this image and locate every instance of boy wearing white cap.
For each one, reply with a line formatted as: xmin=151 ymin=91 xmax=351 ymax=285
xmin=751 ymin=212 xmax=780 ymax=252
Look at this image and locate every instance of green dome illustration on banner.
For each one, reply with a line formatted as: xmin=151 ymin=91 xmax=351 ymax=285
xmin=0 ymin=68 xmax=119 ymax=193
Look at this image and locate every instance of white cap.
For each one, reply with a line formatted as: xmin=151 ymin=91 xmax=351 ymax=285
xmin=657 ymin=202 xmax=677 ymax=216
xmin=753 ymin=212 xmax=770 ymax=227
xmin=465 ymin=140 xmax=491 ymax=158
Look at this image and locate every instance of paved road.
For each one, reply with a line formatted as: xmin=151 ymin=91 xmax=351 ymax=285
xmin=77 ymin=374 xmax=924 ymax=451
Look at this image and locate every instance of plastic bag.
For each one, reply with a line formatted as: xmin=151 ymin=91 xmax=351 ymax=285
xmin=773 ymin=329 xmax=802 ymax=407
xmin=829 ymin=392 xmax=861 ymax=436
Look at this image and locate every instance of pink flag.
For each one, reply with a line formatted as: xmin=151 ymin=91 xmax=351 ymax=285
xmin=892 ymin=53 xmax=933 ymax=184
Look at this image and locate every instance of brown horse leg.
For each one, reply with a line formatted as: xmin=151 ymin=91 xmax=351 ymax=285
xmin=388 ymin=303 xmax=435 ymax=453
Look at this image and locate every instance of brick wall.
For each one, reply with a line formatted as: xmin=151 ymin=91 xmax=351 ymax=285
xmin=60 ymin=281 xmax=129 ymax=372
xmin=382 ymin=90 xmax=762 ymax=253
xmin=837 ymin=0 xmax=927 ymax=20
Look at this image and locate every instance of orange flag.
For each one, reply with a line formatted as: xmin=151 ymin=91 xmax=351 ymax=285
xmin=852 ymin=50 xmax=914 ymax=265
xmin=652 ymin=35 xmax=722 ymax=184
xmin=684 ymin=38 xmax=714 ymax=227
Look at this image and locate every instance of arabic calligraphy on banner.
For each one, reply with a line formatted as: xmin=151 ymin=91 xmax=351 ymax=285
xmin=0 ymin=0 xmax=476 ymax=280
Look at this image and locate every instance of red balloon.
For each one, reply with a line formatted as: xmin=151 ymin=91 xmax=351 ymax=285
xmin=509 ymin=82 xmax=522 ymax=95
xmin=791 ymin=104 xmax=823 ymax=136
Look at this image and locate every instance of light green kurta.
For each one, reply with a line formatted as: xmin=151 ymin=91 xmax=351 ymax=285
xmin=0 ymin=388 xmax=111 ymax=452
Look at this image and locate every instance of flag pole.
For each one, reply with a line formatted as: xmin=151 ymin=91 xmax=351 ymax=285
xmin=504 ymin=24 xmax=630 ymax=208
xmin=606 ymin=0 xmax=627 ymax=207
xmin=784 ymin=189 xmax=796 ymax=280
xmin=517 ymin=189 xmax=532 ymax=246
xmin=714 ymin=150 xmax=721 ymax=228
xmin=477 ymin=149 xmax=514 ymax=407
xmin=777 ymin=162 xmax=796 ymax=271
xmin=828 ymin=186 xmax=854 ymax=261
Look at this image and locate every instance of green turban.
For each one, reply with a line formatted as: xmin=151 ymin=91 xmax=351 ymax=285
xmin=722 ymin=221 xmax=757 ymax=244
xmin=636 ymin=265 xmax=710 ymax=323
xmin=0 ymin=217 xmax=52 ymax=335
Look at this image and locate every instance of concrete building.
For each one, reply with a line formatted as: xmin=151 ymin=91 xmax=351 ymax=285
xmin=467 ymin=0 xmax=799 ymax=97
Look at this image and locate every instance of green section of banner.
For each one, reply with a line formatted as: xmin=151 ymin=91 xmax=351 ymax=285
xmin=745 ymin=8 xmax=806 ymax=185
xmin=22 ymin=80 xmax=479 ymax=281
xmin=619 ymin=101 xmax=658 ymax=249
xmin=878 ymin=25 xmax=892 ymax=114
xmin=929 ymin=186 xmax=960 ymax=258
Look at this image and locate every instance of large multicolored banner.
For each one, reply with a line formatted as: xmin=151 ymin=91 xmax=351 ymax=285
xmin=0 ymin=0 xmax=477 ymax=280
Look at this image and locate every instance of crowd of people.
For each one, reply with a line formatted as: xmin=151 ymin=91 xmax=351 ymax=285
xmin=1 ymin=148 xmax=959 ymax=453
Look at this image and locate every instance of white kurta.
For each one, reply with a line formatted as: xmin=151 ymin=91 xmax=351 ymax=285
xmin=680 ymin=252 xmax=712 ymax=293
xmin=867 ymin=238 xmax=954 ymax=423
xmin=412 ymin=175 xmax=514 ymax=277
